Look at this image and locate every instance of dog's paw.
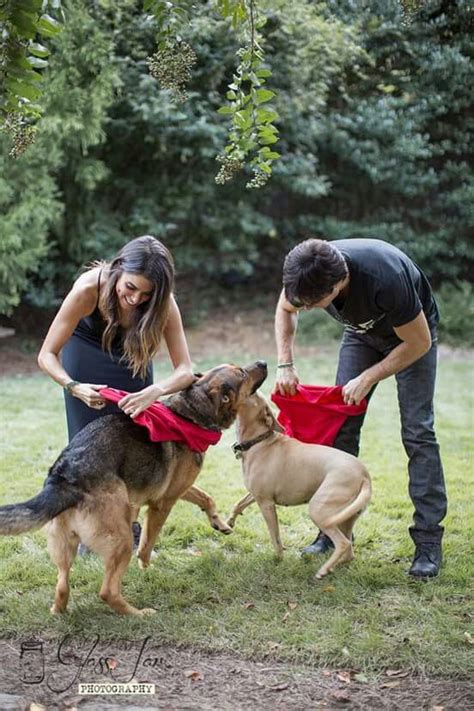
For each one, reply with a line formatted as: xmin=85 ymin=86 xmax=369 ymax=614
xmin=211 ymin=516 xmax=233 ymax=535
xmin=137 ymin=557 xmax=151 ymax=570
xmin=136 ymin=607 xmax=156 ymax=616
xmin=50 ymin=604 xmax=67 ymax=615
xmin=314 ymin=566 xmax=332 ymax=580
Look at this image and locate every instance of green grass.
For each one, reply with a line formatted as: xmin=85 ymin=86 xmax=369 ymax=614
xmin=0 ymin=346 xmax=473 ymax=678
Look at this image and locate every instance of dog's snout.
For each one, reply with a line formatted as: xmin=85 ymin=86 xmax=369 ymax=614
xmin=245 ymin=360 xmax=267 ymax=373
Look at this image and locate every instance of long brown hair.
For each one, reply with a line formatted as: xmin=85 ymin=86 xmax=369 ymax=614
xmin=98 ymin=236 xmax=175 ymax=378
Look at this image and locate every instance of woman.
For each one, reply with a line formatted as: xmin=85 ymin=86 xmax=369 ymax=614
xmin=38 ymin=235 xmax=195 ymax=545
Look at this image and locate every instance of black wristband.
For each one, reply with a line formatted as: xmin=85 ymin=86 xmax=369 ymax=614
xmin=63 ymin=380 xmax=80 ymax=394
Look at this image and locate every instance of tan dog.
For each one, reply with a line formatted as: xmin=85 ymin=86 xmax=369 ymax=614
xmin=228 ymin=392 xmax=371 ymax=579
xmin=0 ymin=362 xmax=268 ymax=616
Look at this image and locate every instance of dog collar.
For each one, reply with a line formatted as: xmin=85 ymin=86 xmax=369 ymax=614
xmin=232 ymin=430 xmax=274 ymax=459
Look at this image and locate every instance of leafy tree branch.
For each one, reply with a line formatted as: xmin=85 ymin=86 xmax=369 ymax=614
xmin=0 ymin=0 xmax=64 ymax=156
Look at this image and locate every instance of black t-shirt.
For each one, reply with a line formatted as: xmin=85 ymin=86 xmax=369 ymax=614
xmin=325 ymin=239 xmax=439 ymax=337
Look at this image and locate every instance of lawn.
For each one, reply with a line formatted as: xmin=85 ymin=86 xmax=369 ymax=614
xmin=0 ymin=343 xmax=472 ymax=679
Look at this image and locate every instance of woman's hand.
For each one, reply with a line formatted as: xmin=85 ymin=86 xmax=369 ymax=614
xmin=70 ymin=383 xmax=108 ymax=409
xmin=118 ymin=385 xmax=163 ymax=418
xmin=274 ymin=365 xmax=299 ymax=397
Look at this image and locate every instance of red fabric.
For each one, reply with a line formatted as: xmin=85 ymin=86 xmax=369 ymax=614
xmin=100 ymin=388 xmax=221 ymax=453
xmin=271 ymin=385 xmax=367 ymax=446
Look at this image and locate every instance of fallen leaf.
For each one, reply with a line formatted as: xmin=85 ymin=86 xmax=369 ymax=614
xmin=331 ymin=689 xmax=351 ymax=702
xmin=188 ymin=550 xmax=202 ymax=556
xmin=354 ymin=672 xmax=369 ymax=683
xmin=337 ymin=671 xmax=351 ymax=684
xmin=386 ymin=669 xmax=409 ymax=678
xmin=430 ymin=706 xmax=444 ymax=710
xmin=282 ymin=611 xmax=290 ymax=623
xmin=243 ymin=601 xmax=255 ymax=609
xmin=106 ymin=657 xmax=118 ymax=671
xmin=184 ymin=670 xmax=203 ymax=681
xmin=287 ymin=601 xmax=298 ymax=610
xmin=381 ymin=680 xmax=401 ymax=689
xmin=29 ymin=705 xmax=46 ymax=711
xmin=464 ymin=632 xmax=474 ymax=645
xmin=341 ymin=646 xmax=350 ymax=657
xmin=321 ymin=669 xmax=331 ymax=677
xmin=323 ymin=585 xmax=336 ymax=593
xmin=268 ymin=682 xmax=289 ymax=692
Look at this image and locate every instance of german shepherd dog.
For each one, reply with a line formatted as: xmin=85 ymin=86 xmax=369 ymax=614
xmin=0 ymin=361 xmax=268 ymax=616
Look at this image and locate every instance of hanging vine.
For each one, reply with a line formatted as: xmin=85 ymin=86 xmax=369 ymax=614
xmin=0 ymin=0 xmax=64 ymax=157
xmin=214 ymin=0 xmax=279 ymax=188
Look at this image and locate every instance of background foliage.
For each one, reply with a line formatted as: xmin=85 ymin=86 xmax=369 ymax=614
xmin=0 ymin=0 xmax=472 ymax=337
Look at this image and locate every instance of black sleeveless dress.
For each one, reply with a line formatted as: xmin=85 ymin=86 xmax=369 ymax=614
xmin=61 ymin=275 xmax=153 ymax=442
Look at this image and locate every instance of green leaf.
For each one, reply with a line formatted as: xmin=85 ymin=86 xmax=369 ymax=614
xmin=29 ymin=42 xmax=50 ymax=58
xmin=256 ymin=108 xmax=279 ymax=124
xmin=217 ymin=106 xmax=235 ymax=115
xmin=255 ymin=89 xmax=276 ymax=105
xmin=258 ymin=135 xmax=278 ymax=145
xmin=6 ymin=65 xmax=43 ymax=83
xmin=37 ymin=14 xmax=62 ymax=36
xmin=6 ymin=79 xmax=42 ymax=101
xmin=256 ymin=69 xmax=272 ymax=79
xmin=10 ymin=10 xmax=38 ymax=38
xmin=27 ymin=57 xmax=48 ymax=70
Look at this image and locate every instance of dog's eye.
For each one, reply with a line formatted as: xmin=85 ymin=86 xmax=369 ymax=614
xmin=222 ymin=395 xmax=230 ymax=404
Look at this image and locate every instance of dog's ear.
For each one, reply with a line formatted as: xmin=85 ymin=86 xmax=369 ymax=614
xmin=264 ymin=404 xmax=284 ymax=433
xmin=168 ymin=385 xmax=221 ymax=431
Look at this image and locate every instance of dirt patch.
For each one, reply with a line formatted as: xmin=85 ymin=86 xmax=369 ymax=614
xmin=1 ymin=308 xmax=471 ymax=379
xmin=0 ymin=637 xmax=472 ymax=710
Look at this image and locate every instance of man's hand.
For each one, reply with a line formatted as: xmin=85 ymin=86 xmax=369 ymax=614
xmin=342 ymin=372 xmax=373 ymax=406
xmin=274 ymin=365 xmax=299 ymax=396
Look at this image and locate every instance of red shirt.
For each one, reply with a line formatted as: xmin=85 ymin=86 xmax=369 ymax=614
xmin=271 ymin=385 xmax=367 ymax=446
xmin=100 ymin=388 xmax=221 ymax=453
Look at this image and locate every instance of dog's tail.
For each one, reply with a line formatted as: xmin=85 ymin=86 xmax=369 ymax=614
xmin=0 ymin=479 xmax=83 ymax=536
xmin=324 ymin=477 xmax=372 ymax=529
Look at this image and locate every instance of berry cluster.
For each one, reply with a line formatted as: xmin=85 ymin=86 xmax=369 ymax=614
xmin=246 ymin=171 xmax=269 ymax=189
xmin=147 ymin=40 xmax=197 ymax=103
xmin=5 ymin=113 xmax=37 ymax=158
xmin=215 ymin=154 xmax=244 ymax=184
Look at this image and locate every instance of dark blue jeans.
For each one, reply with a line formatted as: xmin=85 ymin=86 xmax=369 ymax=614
xmin=333 ymin=328 xmax=446 ymax=545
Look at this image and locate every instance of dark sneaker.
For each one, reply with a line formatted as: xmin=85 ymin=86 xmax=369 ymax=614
xmin=408 ymin=543 xmax=442 ymax=578
xmin=301 ymin=531 xmax=335 ymax=557
xmin=77 ymin=542 xmax=90 ymax=556
xmin=132 ymin=521 xmax=142 ymax=552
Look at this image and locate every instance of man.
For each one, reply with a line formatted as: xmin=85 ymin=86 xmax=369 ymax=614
xmin=274 ymin=237 xmax=446 ymax=578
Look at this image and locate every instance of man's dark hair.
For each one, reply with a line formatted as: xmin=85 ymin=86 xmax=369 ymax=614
xmin=283 ymin=238 xmax=348 ymax=307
